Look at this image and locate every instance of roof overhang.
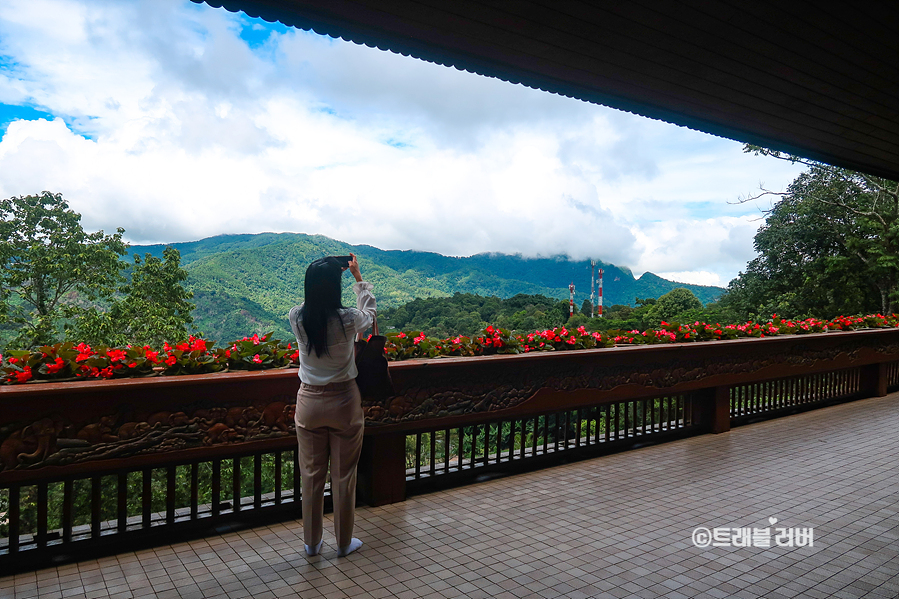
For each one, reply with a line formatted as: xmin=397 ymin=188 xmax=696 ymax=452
xmin=197 ymin=1 xmax=899 ymax=180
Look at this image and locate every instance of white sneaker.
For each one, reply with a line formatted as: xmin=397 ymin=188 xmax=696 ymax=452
xmin=304 ymin=539 xmax=323 ymax=556
xmin=337 ymin=538 xmax=363 ymax=557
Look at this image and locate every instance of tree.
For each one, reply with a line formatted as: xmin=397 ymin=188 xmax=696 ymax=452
xmin=644 ymin=288 xmax=703 ymax=326
xmin=67 ymin=248 xmax=196 ymax=347
xmin=581 ymin=299 xmax=593 ymax=316
xmin=725 ymin=146 xmax=899 ymax=317
xmin=0 ymin=192 xmax=127 ymax=348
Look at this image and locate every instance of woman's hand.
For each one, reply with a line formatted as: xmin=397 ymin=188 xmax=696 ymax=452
xmin=348 ymin=253 xmax=363 ymax=282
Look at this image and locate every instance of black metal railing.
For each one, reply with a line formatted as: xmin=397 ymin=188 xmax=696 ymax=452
xmin=0 ymin=447 xmax=305 ymax=569
xmin=730 ymin=367 xmax=863 ymax=424
xmin=405 ymin=394 xmax=696 ymax=490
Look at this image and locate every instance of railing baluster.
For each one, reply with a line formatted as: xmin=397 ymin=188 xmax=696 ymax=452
xmin=8 ymin=485 xmax=20 ymax=555
xmin=640 ymin=399 xmax=646 ymax=434
xmin=293 ymin=449 xmax=301 ymax=505
xmin=575 ymin=409 xmax=582 ymax=447
xmin=430 ymin=430 xmax=437 ymax=475
xmin=166 ymin=466 xmax=176 ymax=524
xmin=91 ymin=476 xmax=101 ymax=539
xmin=494 ymin=422 xmax=501 ymax=463
xmin=542 ymin=415 xmax=549 ymax=453
xmin=142 ymin=469 xmax=152 ymax=528
xmin=254 ymin=454 xmax=262 ymax=510
xmin=444 ymin=429 xmax=451 ymax=474
xmin=117 ymin=473 xmax=128 ymax=532
xmin=585 ymin=410 xmax=592 ymax=445
xmin=233 ymin=457 xmax=242 ymax=512
xmin=190 ymin=463 xmax=199 ymax=518
xmin=604 ymin=404 xmax=611 ymax=442
xmin=63 ymin=479 xmax=73 ymax=543
xmin=415 ymin=433 xmax=422 ymax=479
xmin=212 ymin=459 xmax=221 ymax=518
xmin=37 ymin=482 xmax=48 ymax=549
xmin=275 ymin=452 xmax=282 ymax=505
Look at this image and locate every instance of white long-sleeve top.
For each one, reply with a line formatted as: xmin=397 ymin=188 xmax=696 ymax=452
xmin=288 ymin=281 xmax=376 ymax=386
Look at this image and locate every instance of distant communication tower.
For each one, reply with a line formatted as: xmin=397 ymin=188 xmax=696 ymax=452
xmin=597 ymin=268 xmax=604 ymax=317
xmin=569 ymin=282 xmax=575 ymax=319
xmin=590 ymin=261 xmax=596 ymax=318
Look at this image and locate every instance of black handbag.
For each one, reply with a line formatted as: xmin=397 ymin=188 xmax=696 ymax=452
xmin=354 ymin=314 xmax=395 ymax=403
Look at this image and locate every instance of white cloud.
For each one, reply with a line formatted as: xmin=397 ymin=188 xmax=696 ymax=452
xmin=0 ymin=0 xmax=806 ymax=288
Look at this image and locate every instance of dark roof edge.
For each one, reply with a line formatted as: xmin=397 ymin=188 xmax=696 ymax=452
xmin=197 ymin=0 xmax=897 ymax=179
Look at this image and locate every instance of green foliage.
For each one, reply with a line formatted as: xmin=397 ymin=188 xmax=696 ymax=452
xmin=644 ymin=288 xmax=703 ymax=327
xmin=380 ymin=293 xmax=573 ymax=337
xmin=581 ymin=298 xmax=593 ymax=316
xmin=130 ymin=233 xmax=724 ymax=343
xmin=0 ymin=192 xmax=127 ymax=348
xmin=222 ymin=332 xmax=294 ymax=370
xmin=721 ymin=147 xmax=899 ymax=319
xmin=66 ymin=248 xmax=196 ymax=347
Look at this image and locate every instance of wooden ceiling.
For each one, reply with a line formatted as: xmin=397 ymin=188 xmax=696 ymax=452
xmin=197 ymin=0 xmax=899 ymax=180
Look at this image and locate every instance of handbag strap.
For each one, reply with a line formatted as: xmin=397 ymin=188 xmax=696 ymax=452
xmin=357 ymin=312 xmax=378 ymax=341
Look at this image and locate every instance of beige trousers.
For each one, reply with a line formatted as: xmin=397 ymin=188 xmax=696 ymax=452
xmin=295 ymin=379 xmax=364 ymax=548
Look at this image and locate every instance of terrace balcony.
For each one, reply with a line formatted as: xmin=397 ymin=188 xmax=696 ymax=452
xmin=2 ymin=329 xmax=899 ymax=598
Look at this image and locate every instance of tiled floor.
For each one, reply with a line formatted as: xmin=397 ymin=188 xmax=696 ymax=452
xmin=3 ymin=393 xmax=899 ymax=599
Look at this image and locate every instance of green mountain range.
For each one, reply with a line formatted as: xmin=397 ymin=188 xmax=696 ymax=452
xmin=132 ymin=233 xmax=724 ymax=343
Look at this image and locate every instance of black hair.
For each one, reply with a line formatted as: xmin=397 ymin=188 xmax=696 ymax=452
xmin=300 ymin=257 xmax=346 ymax=357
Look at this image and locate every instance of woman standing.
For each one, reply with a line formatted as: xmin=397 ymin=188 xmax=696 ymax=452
xmin=288 ymin=253 xmax=375 ymax=557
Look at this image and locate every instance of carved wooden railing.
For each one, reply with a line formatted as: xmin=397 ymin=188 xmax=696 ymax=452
xmin=2 ymin=328 xmax=898 ymax=572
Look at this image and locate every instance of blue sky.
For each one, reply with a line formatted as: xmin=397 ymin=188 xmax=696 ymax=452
xmin=0 ymin=0 xmax=805 ymax=287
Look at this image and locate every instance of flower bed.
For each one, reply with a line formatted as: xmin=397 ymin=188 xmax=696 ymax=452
xmin=2 ymin=314 xmax=897 ymax=385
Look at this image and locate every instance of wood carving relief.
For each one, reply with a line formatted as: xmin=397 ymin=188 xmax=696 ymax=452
xmin=2 ymin=334 xmax=897 ymax=473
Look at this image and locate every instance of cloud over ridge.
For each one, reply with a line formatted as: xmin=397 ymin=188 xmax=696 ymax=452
xmin=0 ymin=0 xmax=804 ymax=287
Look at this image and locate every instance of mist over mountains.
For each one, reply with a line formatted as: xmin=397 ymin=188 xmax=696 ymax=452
xmin=132 ymin=233 xmax=724 ymax=342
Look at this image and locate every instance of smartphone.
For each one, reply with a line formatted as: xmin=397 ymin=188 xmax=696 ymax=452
xmin=334 ymin=255 xmax=353 ymax=267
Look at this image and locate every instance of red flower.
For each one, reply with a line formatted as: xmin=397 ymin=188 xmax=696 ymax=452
xmin=252 ymin=354 xmax=262 ymax=364
xmin=46 ymin=357 xmax=66 ymax=374
xmin=486 ymin=325 xmax=495 ymax=334
xmin=14 ymin=366 xmax=32 ymax=383
xmin=99 ymin=367 xmax=114 ymax=379
xmin=165 ymin=355 xmax=177 ymax=366
xmin=397 ymin=332 xmax=406 ymax=339
xmin=176 ymin=342 xmax=189 ymax=352
xmin=145 ymin=349 xmax=159 ymax=363
xmin=107 ymin=349 xmax=127 ymax=362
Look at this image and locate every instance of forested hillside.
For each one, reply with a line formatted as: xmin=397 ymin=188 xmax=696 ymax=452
xmin=133 ymin=233 xmax=723 ymax=342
